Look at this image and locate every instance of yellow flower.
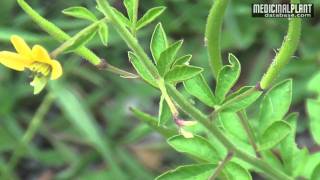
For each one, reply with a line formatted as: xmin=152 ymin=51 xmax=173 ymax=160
xmin=0 ymin=35 xmax=63 ymax=94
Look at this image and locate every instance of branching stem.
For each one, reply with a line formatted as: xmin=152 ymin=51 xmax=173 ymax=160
xmin=210 ymin=152 xmax=234 ymax=180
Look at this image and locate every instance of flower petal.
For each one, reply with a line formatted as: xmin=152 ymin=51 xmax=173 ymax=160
xmin=48 ymin=60 xmax=63 ymax=80
xmin=0 ymin=51 xmax=29 ymax=71
xmin=31 ymin=45 xmax=51 ymax=62
xmin=10 ymin=35 xmax=32 ymax=58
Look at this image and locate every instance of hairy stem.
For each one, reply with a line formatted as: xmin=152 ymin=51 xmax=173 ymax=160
xmin=131 ymin=0 xmax=139 ymax=37
xmin=105 ymin=63 xmax=139 ymax=78
xmin=96 ymin=0 xmax=160 ymax=80
xmin=8 ymin=93 xmax=55 ymax=169
xmin=50 ymin=18 xmax=108 ymax=58
xmin=17 ymin=0 xmax=137 ymax=78
xmin=96 ymin=1 xmax=296 ymax=179
xmin=17 ymin=0 xmax=101 ymax=65
xmin=97 ymin=0 xmax=180 ymax=118
xmin=237 ymin=111 xmax=260 ymax=158
xmin=260 ymin=0 xmax=301 ymax=89
xmin=210 ymin=152 xmax=234 ymax=180
xmin=166 ymin=84 xmax=292 ymax=180
xmin=205 ymin=0 xmax=229 ymax=78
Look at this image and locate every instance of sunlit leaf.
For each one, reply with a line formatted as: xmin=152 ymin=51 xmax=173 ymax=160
xmin=279 ymin=113 xmax=299 ymax=174
xmin=62 ymin=6 xmax=97 ymax=21
xmin=128 ymin=52 xmax=158 ymax=87
xmin=184 ymin=74 xmax=216 ymax=107
xmin=98 ymin=23 xmax=109 ymax=46
xmin=306 ymin=99 xmax=320 ymax=144
xmin=137 ymin=7 xmax=166 ymax=30
xmin=150 ymin=23 xmax=168 ymax=63
xmin=259 ymin=121 xmax=291 ymax=151
xmin=174 ymin=54 xmax=192 ymax=66
xmin=124 ymin=0 xmax=136 ymax=21
xmin=259 ymin=79 xmax=292 ymax=134
xmin=222 ymin=162 xmax=252 ymax=180
xmin=158 ymin=95 xmax=172 ymax=126
xmin=165 ymin=65 xmax=203 ymax=83
xmin=215 ymin=54 xmax=241 ymax=103
xmin=157 ymin=40 xmax=183 ymax=76
xmin=156 ymin=164 xmax=216 ymax=180
xmin=220 ymin=88 xmax=262 ymax=112
xmin=168 ymin=135 xmax=220 ymax=163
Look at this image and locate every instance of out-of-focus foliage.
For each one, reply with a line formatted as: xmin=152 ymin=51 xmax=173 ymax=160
xmin=0 ymin=0 xmax=319 ymax=179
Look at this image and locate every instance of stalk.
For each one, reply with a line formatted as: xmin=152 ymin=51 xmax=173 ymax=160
xmin=166 ymin=84 xmax=292 ymax=180
xmin=8 ymin=93 xmax=55 ymax=169
xmin=205 ymin=0 xmax=229 ymax=78
xmin=260 ymin=0 xmax=301 ymax=89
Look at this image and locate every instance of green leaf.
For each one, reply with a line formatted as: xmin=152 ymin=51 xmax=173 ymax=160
xmin=165 ymin=65 xmax=203 ymax=83
xmin=306 ymin=99 xmax=320 ymax=144
xmin=128 ymin=52 xmax=157 ymax=87
xmin=259 ymin=121 xmax=291 ymax=151
xmin=111 ymin=7 xmax=131 ymax=27
xmin=158 ymin=95 xmax=172 ymax=126
xmin=62 ymin=6 xmax=97 ymax=21
xmin=136 ymin=7 xmax=166 ymax=30
xmin=302 ymin=152 xmax=320 ymax=178
xmin=157 ymin=40 xmax=184 ymax=76
xmin=279 ymin=113 xmax=299 ymax=174
xmin=222 ymin=162 xmax=252 ymax=180
xmin=218 ymin=112 xmax=248 ymax=142
xmin=150 ymin=23 xmax=168 ymax=63
xmin=130 ymin=107 xmax=176 ymax=138
xmin=156 ymin=164 xmax=216 ymax=180
xmin=292 ymin=148 xmax=309 ymax=177
xmin=220 ymin=88 xmax=262 ymax=112
xmin=184 ymin=74 xmax=216 ymax=107
xmin=215 ymin=54 xmax=241 ymax=103
xmin=168 ymin=135 xmax=220 ymax=163
xmin=174 ymin=54 xmax=192 ymax=66
xmin=311 ymin=163 xmax=320 ymax=180
xmin=308 ymin=72 xmax=320 ymax=94
xmin=98 ymin=23 xmax=109 ymax=46
xmin=124 ymin=0 xmax=136 ymax=21
xmin=259 ymin=79 xmax=292 ymax=134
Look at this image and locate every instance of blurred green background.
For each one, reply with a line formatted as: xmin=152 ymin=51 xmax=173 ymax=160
xmin=0 ymin=0 xmax=319 ymax=179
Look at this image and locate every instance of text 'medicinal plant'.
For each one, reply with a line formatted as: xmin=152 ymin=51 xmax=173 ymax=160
xmin=1 ymin=0 xmax=320 ymax=179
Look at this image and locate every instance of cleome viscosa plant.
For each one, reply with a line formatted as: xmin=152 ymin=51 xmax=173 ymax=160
xmin=1 ymin=0 xmax=320 ymax=179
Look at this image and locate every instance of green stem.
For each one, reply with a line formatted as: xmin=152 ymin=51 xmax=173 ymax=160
xmin=96 ymin=0 xmax=160 ymax=80
xmin=95 ymin=1 xmax=295 ymax=179
xmin=8 ymin=93 xmax=55 ymax=169
xmin=50 ymin=18 xmax=108 ymax=58
xmin=205 ymin=0 xmax=229 ymax=78
xmin=17 ymin=0 xmax=137 ymax=78
xmin=260 ymin=0 xmax=301 ymax=89
xmin=210 ymin=152 xmax=234 ymax=180
xmin=97 ymin=0 xmax=180 ymax=118
xmin=237 ymin=111 xmax=260 ymax=158
xmin=131 ymin=0 xmax=139 ymax=37
xmin=106 ymin=63 xmax=139 ymax=78
xmin=17 ymin=0 xmax=101 ymax=65
xmin=166 ymin=84 xmax=292 ymax=180
xmin=219 ymin=87 xmax=258 ymax=111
